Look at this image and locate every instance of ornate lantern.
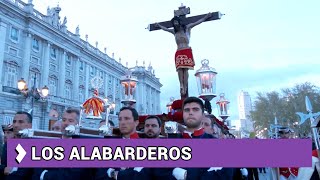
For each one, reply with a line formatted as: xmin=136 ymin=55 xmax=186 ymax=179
xmin=120 ymin=69 xmax=138 ymax=107
xmin=195 ymin=59 xmax=217 ymax=114
xmin=216 ymin=93 xmax=230 ymax=121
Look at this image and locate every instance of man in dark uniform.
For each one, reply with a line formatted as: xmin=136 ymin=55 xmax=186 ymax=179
xmin=133 ymin=115 xmax=174 ymax=180
xmin=1 ymin=111 xmax=33 ymax=180
xmin=105 ymin=106 xmax=141 ymax=180
xmin=169 ymin=97 xmax=234 ymax=180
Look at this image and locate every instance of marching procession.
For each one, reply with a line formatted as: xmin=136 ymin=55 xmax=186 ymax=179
xmin=1 ymin=0 xmax=320 ymax=179
xmin=0 ymin=96 xmax=320 ymax=180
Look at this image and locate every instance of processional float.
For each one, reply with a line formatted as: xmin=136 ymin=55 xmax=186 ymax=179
xmin=18 ymin=4 xmax=227 ymax=139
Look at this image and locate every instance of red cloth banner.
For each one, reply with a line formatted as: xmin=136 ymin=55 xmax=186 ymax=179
xmin=175 ymin=48 xmax=195 ymax=70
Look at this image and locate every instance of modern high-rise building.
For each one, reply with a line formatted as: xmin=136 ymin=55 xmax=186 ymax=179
xmin=0 ymin=0 xmax=162 ymax=130
xmin=238 ymin=91 xmax=252 ymax=119
xmin=238 ymin=90 xmax=254 ymax=132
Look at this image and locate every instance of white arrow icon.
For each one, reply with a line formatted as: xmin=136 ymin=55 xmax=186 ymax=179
xmin=15 ymin=144 xmax=26 ymax=164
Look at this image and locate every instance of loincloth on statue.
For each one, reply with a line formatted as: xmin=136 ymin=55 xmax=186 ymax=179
xmin=175 ymin=47 xmax=195 ymax=71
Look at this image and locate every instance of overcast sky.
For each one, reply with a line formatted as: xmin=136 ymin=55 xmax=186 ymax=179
xmin=26 ymin=0 xmax=320 ymax=124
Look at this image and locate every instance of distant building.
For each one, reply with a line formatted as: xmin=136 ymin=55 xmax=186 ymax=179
xmin=238 ymin=90 xmax=254 ymax=132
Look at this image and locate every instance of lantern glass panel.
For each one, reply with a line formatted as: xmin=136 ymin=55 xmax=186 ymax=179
xmin=196 ymin=72 xmax=217 ymax=95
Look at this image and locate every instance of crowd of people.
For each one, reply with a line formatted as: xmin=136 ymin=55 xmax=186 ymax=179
xmin=0 ymin=96 xmax=319 ymax=180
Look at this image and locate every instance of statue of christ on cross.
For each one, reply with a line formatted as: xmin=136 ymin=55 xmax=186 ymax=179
xmin=149 ymin=4 xmax=222 ymax=99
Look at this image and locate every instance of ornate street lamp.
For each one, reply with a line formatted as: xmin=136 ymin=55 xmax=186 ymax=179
xmin=17 ymin=74 xmax=49 ymax=117
xmin=216 ymin=93 xmax=230 ymax=121
xmin=195 ymin=59 xmax=217 ymax=114
xmin=120 ymin=69 xmax=138 ymax=107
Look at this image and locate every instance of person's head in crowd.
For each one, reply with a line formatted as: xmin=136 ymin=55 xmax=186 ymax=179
xmin=144 ymin=115 xmax=161 ymax=138
xmin=182 ymin=97 xmax=204 ymax=130
xmin=118 ymin=107 xmax=139 ymax=138
xmin=13 ymin=111 xmax=32 ymax=138
xmin=212 ymin=123 xmax=222 ymax=138
xmin=201 ymin=115 xmax=214 ymax=135
xmin=278 ymin=127 xmax=291 ymax=139
xmin=99 ymin=120 xmax=115 ymax=128
xmin=2 ymin=124 xmax=14 ymax=143
xmin=61 ymin=108 xmax=80 ymax=134
xmin=51 ymin=120 xmax=62 ymax=132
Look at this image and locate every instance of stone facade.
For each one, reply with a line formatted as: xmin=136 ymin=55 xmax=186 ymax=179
xmin=0 ymin=0 xmax=162 ymax=130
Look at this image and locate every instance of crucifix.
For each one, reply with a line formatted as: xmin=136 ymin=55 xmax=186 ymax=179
xmin=148 ymin=4 xmax=223 ymax=99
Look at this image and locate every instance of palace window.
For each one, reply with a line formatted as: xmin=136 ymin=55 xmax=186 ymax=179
xmin=4 ymin=64 xmax=17 ymax=88
xmin=49 ymin=76 xmax=57 ymax=96
xmin=29 ymin=71 xmax=40 ymax=88
xmin=90 ymin=66 xmax=95 ymax=75
xmin=99 ymin=71 xmax=103 ymax=79
xmin=32 ymin=38 xmax=39 ymax=51
xmin=3 ymin=116 xmax=13 ymax=125
xmin=66 ymin=55 xmax=71 ymax=66
xmin=79 ymin=61 xmax=84 ymax=71
xmin=50 ymin=47 xmax=57 ymax=59
xmin=79 ymin=87 xmax=85 ymax=102
xmin=65 ymin=81 xmax=72 ymax=99
xmin=10 ymin=27 xmax=19 ymax=42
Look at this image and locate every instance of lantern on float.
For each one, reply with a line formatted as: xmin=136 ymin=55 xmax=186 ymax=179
xmin=120 ymin=69 xmax=138 ymax=107
xmin=195 ymin=59 xmax=217 ymax=114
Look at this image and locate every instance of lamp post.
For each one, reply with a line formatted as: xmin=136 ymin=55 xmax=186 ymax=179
xmin=17 ymin=74 xmax=49 ymax=118
xmin=216 ymin=93 xmax=230 ymax=122
xmin=120 ymin=69 xmax=138 ymax=107
xmin=195 ymin=59 xmax=217 ymax=114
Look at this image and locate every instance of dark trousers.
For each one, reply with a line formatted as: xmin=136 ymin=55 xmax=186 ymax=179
xmin=258 ymin=168 xmax=266 ymax=173
xmin=247 ymin=168 xmax=259 ymax=180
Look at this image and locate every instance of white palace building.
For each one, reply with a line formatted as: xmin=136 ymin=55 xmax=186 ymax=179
xmin=0 ymin=0 xmax=162 ymax=130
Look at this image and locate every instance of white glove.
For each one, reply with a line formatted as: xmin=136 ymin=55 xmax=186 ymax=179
xmin=107 ymin=168 xmax=115 ymax=178
xmin=173 ymin=167 xmax=187 ymax=180
xmin=10 ymin=167 xmax=18 ymax=174
xmin=207 ymin=167 xmax=223 ymax=172
xmin=134 ymin=167 xmax=144 ymax=172
xmin=240 ymin=168 xmax=248 ymax=176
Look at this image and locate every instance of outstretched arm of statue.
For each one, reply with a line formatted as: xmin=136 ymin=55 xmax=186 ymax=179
xmin=187 ymin=12 xmax=212 ymax=29
xmin=155 ymin=23 xmax=175 ymax=34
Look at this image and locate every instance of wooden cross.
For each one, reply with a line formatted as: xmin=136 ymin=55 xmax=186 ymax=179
xmin=148 ymin=5 xmax=223 ymax=99
xmin=148 ymin=4 xmax=223 ymax=31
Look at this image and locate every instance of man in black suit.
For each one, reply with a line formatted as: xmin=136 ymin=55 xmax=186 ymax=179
xmin=1 ymin=111 xmax=33 ymax=180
